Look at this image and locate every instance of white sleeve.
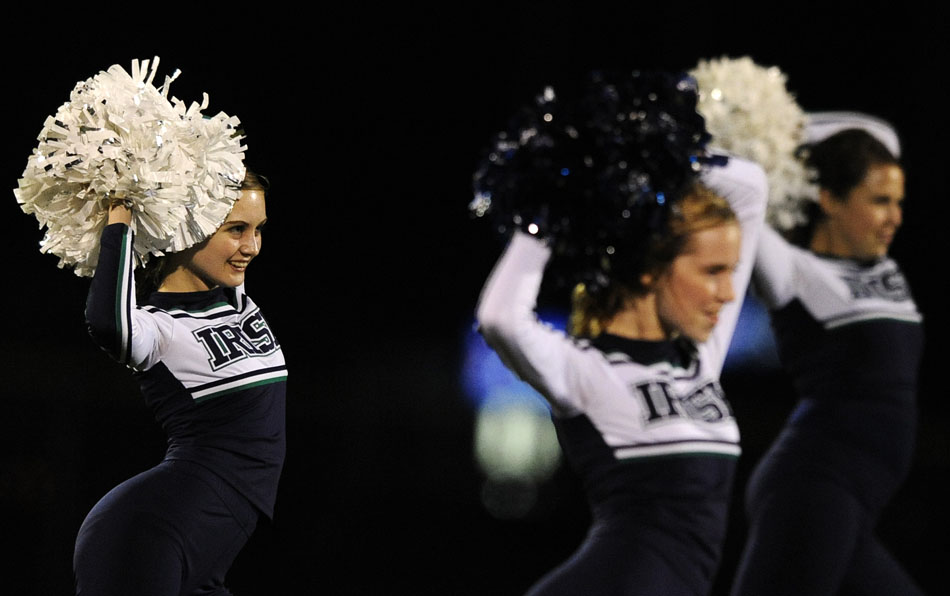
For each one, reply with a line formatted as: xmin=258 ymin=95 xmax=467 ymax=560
xmin=752 ymin=225 xmax=800 ymax=310
xmin=129 ymin=310 xmax=173 ymax=371
xmin=475 ymin=231 xmax=584 ymax=416
xmin=806 ymin=111 xmax=901 ymax=157
xmin=699 ymin=156 xmax=769 ymax=372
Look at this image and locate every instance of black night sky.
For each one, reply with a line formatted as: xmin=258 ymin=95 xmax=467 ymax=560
xmin=2 ymin=4 xmax=947 ymax=595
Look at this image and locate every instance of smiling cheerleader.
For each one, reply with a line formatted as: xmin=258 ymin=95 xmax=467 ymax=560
xmin=14 ymin=58 xmax=287 ymax=596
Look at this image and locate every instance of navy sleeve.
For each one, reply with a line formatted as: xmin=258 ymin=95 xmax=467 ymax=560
xmin=85 ymin=223 xmax=136 ymax=366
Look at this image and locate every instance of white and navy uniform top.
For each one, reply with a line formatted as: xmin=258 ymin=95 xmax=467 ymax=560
xmin=753 ymin=227 xmax=923 ymax=512
xmin=85 ymin=223 xmax=288 ymax=519
xmin=477 ymin=156 xmax=767 ymax=592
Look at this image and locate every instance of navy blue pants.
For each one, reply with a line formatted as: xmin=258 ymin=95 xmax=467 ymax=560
xmin=524 ymin=539 xmax=700 ymax=596
xmin=731 ymin=451 xmax=924 ymax=596
xmin=74 ymin=460 xmax=258 ymax=596
xmin=523 ymin=518 xmax=716 ymax=596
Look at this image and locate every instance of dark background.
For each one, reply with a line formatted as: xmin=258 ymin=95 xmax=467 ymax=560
xmin=2 ymin=4 xmax=946 ymax=595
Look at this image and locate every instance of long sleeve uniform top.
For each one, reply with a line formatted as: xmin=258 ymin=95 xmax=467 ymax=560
xmin=476 ymin=156 xmax=768 ymax=589
xmin=752 ymin=225 xmax=923 ymax=510
xmin=85 ymin=223 xmax=288 ymax=518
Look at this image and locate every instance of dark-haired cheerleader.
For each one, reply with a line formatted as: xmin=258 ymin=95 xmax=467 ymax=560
xmin=730 ymin=124 xmax=926 ymax=596
xmin=473 ymin=71 xmax=767 ymax=596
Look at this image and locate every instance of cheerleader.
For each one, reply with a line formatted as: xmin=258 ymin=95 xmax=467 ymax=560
xmin=473 ymin=70 xmax=767 ymax=596
xmin=729 ymin=124 xmax=926 ymax=596
xmin=14 ymin=59 xmax=287 ymax=596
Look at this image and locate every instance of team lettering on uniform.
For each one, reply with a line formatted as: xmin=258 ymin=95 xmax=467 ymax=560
xmin=192 ymin=309 xmax=280 ymax=370
xmin=633 ymin=380 xmax=733 ymax=424
xmin=841 ymin=267 xmax=910 ymax=302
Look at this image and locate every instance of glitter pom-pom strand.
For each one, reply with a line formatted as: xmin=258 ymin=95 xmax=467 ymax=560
xmin=13 ymin=57 xmax=246 ymax=276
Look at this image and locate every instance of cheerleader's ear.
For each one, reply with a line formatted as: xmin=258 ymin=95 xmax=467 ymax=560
xmin=640 ymin=272 xmax=656 ymax=289
xmin=818 ymin=188 xmax=844 ymax=217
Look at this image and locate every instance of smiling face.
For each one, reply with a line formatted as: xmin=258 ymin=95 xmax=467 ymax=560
xmin=160 ymin=189 xmax=267 ymax=292
xmin=815 ymin=163 xmax=904 ymax=260
xmin=652 ymin=222 xmax=741 ymax=343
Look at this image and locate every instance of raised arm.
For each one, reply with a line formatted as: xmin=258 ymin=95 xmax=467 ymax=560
xmin=701 ymin=155 xmax=769 ymax=371
xmin=85 ymin=205 xmax=170 ymax=370
xmin=475 ymin=231 xmax=583 ymax=416
xmin=752 ymin=225 xmax=801 ymax=311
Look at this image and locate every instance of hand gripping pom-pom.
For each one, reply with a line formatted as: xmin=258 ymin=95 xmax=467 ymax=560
xmin=13 ymin=57 xmax=246 ymax=276
xmin=471 ymin=69 xmax=713 ymax=293
xmin=690 ymin=56 xmax=817 ymax=231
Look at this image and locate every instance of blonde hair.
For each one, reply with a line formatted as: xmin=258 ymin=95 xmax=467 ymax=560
xmin=569 ymin=283 xmax=632 ymax=338
xmin=569 ymin=182 xmax=736 ymax=338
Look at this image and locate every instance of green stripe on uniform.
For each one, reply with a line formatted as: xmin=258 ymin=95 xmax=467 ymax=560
xmin=193 ymin=375 xmax=288 ymax=404
xmin=114 ymin=228 xmax=130 ymax=361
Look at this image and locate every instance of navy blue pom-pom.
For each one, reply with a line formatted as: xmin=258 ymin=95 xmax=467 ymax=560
xmin=471 ymin=69 xmax=712 ymax=293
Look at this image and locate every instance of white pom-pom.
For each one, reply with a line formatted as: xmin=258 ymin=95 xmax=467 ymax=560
xmin=13 ymin=57 xmax=246 ymax=276
xmin=690 ymin=56 xmax=817 ymax=231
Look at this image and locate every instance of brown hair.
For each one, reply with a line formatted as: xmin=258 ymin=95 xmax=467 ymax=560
xmin=240 ymin=170 xmax=270 ymax=193
xmin=788 ymin=128 xmax=900 ymax=246
xmin=569 ymin=182 xmax=736 ymax=338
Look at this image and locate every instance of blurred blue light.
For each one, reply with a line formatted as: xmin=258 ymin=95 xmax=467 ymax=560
xmin=724 ymin=291 xmax=781 ymax=372
xmin=460 ymin=309 xmax=566 ymax=410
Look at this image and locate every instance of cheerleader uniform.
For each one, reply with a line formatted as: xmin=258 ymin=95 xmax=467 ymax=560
xmin=729 ymin=225 xmax=924 ymax=596
xmin=74 ymin=223 xmax=288 ymax=596
xmin=476 ymin=157 xmax=767 ymax=596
